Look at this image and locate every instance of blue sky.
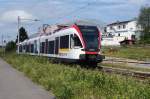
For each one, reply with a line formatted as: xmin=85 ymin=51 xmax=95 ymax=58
xmin=0 ymin=0 xmax=150 ymax=43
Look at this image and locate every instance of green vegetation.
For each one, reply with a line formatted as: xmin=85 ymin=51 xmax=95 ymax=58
xmin=5 ymin=41 xmax=16 ymax=52
xmin=138 ymin=6 xmax=150 ymax=44
xmin=1 ymin=52 xmax=150 ymax=99
xmin=102 ymin=46 xmax=150 ymax=61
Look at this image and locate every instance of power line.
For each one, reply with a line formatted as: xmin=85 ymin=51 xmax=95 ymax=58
xmin=54 ymin=3 xmax=92 ymax=23
xmin=42 ymin=2 xmax=96 ymax=24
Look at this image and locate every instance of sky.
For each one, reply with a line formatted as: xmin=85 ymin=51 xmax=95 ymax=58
xmin=0 ymin=0 xmax=150 ymax=44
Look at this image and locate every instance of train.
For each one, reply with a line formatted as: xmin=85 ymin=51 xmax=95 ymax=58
xmin=18 ymin=24 xmax=104 ymax=66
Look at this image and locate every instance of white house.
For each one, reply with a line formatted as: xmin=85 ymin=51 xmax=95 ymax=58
xmin=102 ymin=19 xmax=142 ymax=46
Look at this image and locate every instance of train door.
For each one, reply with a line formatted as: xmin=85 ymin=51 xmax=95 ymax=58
xmin=55 ymin=37 xmax=59 ymax=54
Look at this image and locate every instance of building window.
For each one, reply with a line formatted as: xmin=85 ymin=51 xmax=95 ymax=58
xmin=110 ymin=26 xmax=113 ymax=30
xmin=131 ymin=35 xmax=136 ymax=40
xmin=118 ymin=33 xmax=120 ymax=36
xmin=118 ymin=25 xmax=121 ymax=29
xmin=104 ymin=27 xmax=107 ymax=32
xmin=123 ymin=25 xmax=126 ymax=29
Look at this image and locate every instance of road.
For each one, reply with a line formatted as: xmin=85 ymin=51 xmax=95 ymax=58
xmin=0 ymin=58 xmax=55 ymax=99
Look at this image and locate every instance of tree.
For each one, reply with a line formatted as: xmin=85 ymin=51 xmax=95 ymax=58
xmin=16 ymin=27 xmax=29 ymax=43
xmin=5 ymin=41 xmax=16 ymax=52
xmin=138 ymin=6 xmax=150 ymax=44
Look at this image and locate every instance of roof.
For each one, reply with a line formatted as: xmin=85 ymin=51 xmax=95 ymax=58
xmin=60 ymin=19 xmax=106 ymax=29
xmin=107 ymin=20 xmax=131 ymax=26
xmin=107 ymin=19 xmax=137 ymax=26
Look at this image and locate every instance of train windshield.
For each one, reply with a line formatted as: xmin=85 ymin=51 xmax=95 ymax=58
xmin=78 ymin=25 xmax=99 ymax=50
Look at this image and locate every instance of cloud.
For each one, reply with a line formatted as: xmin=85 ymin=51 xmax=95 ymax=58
xmin=0 ymin=10 xmax=35 ymax=23
xmin=128 ymin=0 xmax=148 ymax=5
xmin=0 ymin=23 xmax=4 ymax=27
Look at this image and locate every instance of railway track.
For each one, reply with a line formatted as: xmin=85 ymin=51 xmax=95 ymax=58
xmin=98 ymin=66 xmax=150 ymax=79
xmin=103 ymin=59 xmax=150 ymax=64
xmin=104 ymin=57 xmax=150 ymax=64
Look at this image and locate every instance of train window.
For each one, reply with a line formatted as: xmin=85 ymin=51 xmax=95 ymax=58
xmin=42 ymin=42 xmax=45 ymax=53
xmin=31 ymin=44 xmax=32 ymax=53
xmin=31 ymin=44 xmax=34 ymax=53
xmin=29 ymin=44 xmax=31 ymax=53
xmin=40 ymin=42 xmax=45 ymax=53
xmin=34 ymin=40 xmax=38 ymax=54
xmin=19 ymin=45 xmax=22 ymax=52
xmin=70 ymin=34 xmax=74 ymax=48
xmin=48 ymin=41 xmax=54 ymax=54
xmin=55 ymin=37 xmax=59 ymax=54
xmin=45 ymin=39 xmax=48 ymax=54
xmin=24 ymin=45 xmax=26 ymax=52
xmin=74 ymin=34 xmax=82 ymax=48
xmin=23 ymin=45 xmax=25 ymax=50
xmin=27 ymin=44 xmax=30 ymax=52
xmin=60 ymin=35 xmax=69 ymax=48
xmin=26 ymin=44 xmax=28 ymax=52
xmin=40 ymin=43 xmax=42 ymax=53
xmin=78 ymin=25 xmax=99 ymax=49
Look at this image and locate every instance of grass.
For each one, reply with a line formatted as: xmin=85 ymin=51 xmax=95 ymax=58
xmin=102 ymin=46 xmax=150 ymax=61
xmin=1 ymin=51 xmax=150 ymax=99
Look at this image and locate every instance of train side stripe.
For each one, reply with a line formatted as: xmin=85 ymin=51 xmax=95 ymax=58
xmin=72 ymin=25 xmax=86 ymax=48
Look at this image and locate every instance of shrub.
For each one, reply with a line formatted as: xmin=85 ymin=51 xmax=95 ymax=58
xmin=5 ymin=41 xmax=16 ymax=52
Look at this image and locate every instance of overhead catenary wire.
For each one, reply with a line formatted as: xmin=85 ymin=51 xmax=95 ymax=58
xmin=42 ymin=1 xmax=97 ymax=24
xmin=54 ymin=3 xmax=92 ymax=23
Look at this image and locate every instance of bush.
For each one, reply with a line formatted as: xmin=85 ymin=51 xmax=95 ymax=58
xmin=5 ymin=41 xmax=16 ymax=52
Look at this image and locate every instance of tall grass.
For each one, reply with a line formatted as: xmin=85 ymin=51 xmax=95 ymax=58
xmin=1 ymin=52 xmax=150 ymax=99
xmin=102 ymin=46 xmax=150 ymax=61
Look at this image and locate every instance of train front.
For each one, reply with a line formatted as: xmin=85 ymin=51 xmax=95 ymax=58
xmin=74 ymin=25 xmax=105 ymax=64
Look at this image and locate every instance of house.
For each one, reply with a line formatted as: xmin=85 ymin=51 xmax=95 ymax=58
xmin=102 ymin=19 xmax=142 ymax=46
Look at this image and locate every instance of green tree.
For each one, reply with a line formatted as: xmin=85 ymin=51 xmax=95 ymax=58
xmin=5 ymin=41 xmax=16 ymax=52
xmin=138 ymin=6 xmax=150 ymax=44
xmin=16 ymin=27 xmax=29 ymax=43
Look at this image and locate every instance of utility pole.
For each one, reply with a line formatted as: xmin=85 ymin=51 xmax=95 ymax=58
xmin=1 ymin=34 xmax=5 ymax=55
xmin=17 ymin=16 xmax=20 ymax=54
xmin=1 ymin=34 xmax=3 ymax=48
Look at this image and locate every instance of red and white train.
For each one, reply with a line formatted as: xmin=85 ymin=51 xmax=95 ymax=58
xmin=18 ymin=24 xmax=104 ymax=66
